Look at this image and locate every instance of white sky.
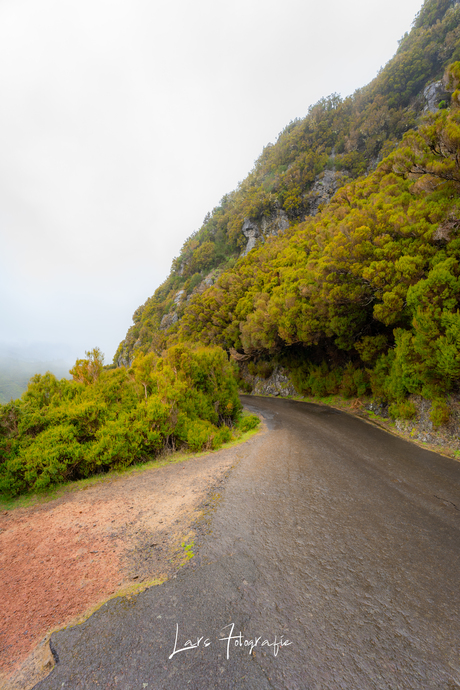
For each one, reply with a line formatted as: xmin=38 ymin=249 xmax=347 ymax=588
xmin=0 ymin=0 xmax=424 ymax=364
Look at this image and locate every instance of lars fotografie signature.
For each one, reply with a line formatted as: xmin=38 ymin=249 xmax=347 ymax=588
xmin=169 ymin=622 xmax=292 ymax=660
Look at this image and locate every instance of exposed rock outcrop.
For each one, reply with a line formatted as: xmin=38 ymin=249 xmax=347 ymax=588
xmin=366 ymin=395 xmax=460 ymax=454
xmin=241 ymin=219 xmax=262 ymax=256
xmin=160 ymin=312 xmax=179 ymax=331
xmin=304 ymin=170 xmax=345 ymax=216
xmin=173 ymin=290 xmax=186 ymax=305
xmin=423 ymin=80 xmax=450 ymax=113
xmin=161 ymin=274 xmax=220 ymax=331
xmin=241 ymin=207 xmax=290 ymax=256
xmin=116 ymin=339 xmax=138 ymax=368
xmin=186 ymin=269 xmax=218 ymax=302
xmin=433 ymin=216 xmax=460 ymax=243
xmin=252 ymin=367 xmax=297 ymax=397
xmin=239 ymin=363 xmax=298 ymax=397
xmin=160 ymin=312 xmax=179 ymax=330
xmin=260 ymin=208 xmax=290 ymax=236
xmin=240 ymin=170 xmax=346 ymax=255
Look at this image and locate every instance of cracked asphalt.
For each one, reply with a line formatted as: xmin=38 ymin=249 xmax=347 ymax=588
xmin=33 ymin=397 xmax=460 ymax=689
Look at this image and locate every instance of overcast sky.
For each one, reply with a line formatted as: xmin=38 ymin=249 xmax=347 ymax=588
xmin=0 ymin=0 xmax=424 ymax=364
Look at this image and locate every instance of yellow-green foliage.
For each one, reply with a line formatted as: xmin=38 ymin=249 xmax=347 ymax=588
xmin=389 ymin=400 xmax=417 ymax=420
xmin=115 ymin=1 xmax=460 ymax=368
xmin=117 ymin=73 xmax=460 ymax=419
xmin=430 ymin=399 xmax=451 ymax=427
xmin=115 ymin=57 xmax=460 ymax=424
xmin=106 ymin=2 xmax=460 ymax=430
xmin=0 ymin=344 xmax=242 ymax=497
xmin=237 ymin=414 xmax=260 ymax=433
xmin=173 ymin=89 xmax=460 ymax=410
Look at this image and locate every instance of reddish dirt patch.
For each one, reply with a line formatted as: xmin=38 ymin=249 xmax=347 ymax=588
xmin=0 ymin=444 xmax=244 ymax=688
xmin=0 ymin=498 xmax=122 ymax=676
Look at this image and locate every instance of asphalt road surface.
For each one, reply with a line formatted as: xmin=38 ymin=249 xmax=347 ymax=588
xmin=33 ymin=397 xmax=460 ymax=689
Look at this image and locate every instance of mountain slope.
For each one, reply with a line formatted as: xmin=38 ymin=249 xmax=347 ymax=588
xmin=115 ymin=0 xmax=460 ymax=369
xmin=111 ymin=0 xmax=460 ymax=436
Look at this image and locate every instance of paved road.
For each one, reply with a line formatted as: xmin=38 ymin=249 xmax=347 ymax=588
xmin=33 ymin=397 xmax=460 ymax=689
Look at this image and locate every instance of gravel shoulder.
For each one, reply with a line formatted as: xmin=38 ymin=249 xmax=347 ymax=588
xmin=0 ymin=431 xmax=262 ymax=690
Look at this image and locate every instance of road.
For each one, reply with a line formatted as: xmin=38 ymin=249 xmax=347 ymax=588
xmin=33 ymin=396 xmax=460 ymax=689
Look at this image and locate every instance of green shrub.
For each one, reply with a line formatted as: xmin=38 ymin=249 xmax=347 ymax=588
xmin=237 ymin=375 xmax=253 ymax=393
xmin=189 ymin=273 xmax=203 ymax=291
xmin=354 ymin=369 xmax=370 ymax=397
xmin=213 ymin=425 xmax=232 ymax=447
xmin=238 ymin=414 xmax=260 ymax=433
xmin=430 ymin=399 xmax=450 ymax=428
xmin=1 ymin=424 xmax=85 ymax=495
xmin=0 ymin=343 xmax=242 ymax=497
xmin=181 ymin=419 xmax=219 ymax=452
xmin=247 ymin=360 xmax=274 ymax=379
xmin=340 ymin=364 xmax=369 ymax=398
xmin=388 ymin=400 xmax=417 ymax=420
xmin=85 ymin=416 xmax=142 ymax=473
xmin=290 ymin=361 xmax=341 ymax=397
xmin=246 ymin=362 xmax=256 ymax=377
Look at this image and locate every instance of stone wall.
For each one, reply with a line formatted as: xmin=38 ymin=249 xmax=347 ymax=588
xmin=365 ymin=395 xmax=460 ymax=455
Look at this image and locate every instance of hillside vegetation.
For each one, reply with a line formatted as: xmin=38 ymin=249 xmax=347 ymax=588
xmin=115 ymin=0 xmax=460 ymax=419
xmin=179 ymin=92 xmax=460 ymax=418
xmin=115 ymin=0 xmax=460 ymax=370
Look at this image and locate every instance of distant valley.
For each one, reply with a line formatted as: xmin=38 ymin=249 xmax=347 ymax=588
xmin=0 ymin=344 xmax=73 ymax=404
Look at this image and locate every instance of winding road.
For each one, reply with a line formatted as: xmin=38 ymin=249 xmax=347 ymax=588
xmin=33 ymin=396 xmax=460 ymax=689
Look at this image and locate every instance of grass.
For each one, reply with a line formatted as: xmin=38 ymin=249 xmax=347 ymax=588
xmin=180 ymin=539 xmax=195 ymax=563
xmin=0 ymin=412 xmax=261 ymax=513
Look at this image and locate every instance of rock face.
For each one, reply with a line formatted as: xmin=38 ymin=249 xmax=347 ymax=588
xmin=423 ymin=80 xmax=450 ymax=113
xmin=252 ymin=367 xmax=297 ymax=397
xmin=240 ymin=364 xmax=298 ymax=397
xmin=241 ymin=208 xmax=290 ymax=256
xmin=160 ymin=312 xmax=179 ymax=330
xmin=173 ymin=290 xmax=186 ymax=305
xmin=240 ymin=168 xmax=348 ymax=255
xmin=160 ymin=270 xmax=220 ymax=332
xmin=305 ymin=170 xmax=344 ymax=216
xmin=186 ymin=270 xmax=218 ymax=303
xmin=260 ymin=208 xmax=290 ymax=236
xmin=433 ymin=216 xmax=460 ymax=243
xmin=116 ymin=340 xmax=138 ymax=368
xmin=365 ymin=394 xmax=460 ymax=453
xmin=241 ymin=219 xmax=262 ymax=256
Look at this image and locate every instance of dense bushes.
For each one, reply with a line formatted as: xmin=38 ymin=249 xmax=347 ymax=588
xmin=0 ymin=344 xmax=242 ymax=497
xmin=173 ymin=71 xmax=460 ymax=409
xmin=115 ymin=0 xmax=460 ymax=368
xmin=288 ymin=361 xmax=369 ymax=399
xmin=115 ymin=59 xmax=460 ymax=420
